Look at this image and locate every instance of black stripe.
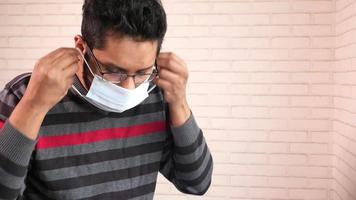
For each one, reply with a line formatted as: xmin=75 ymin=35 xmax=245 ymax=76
xmin=79 ymin=182 xmax=156 ymax=200
xmin=0 ymin=153 xmax=27 ymax=177
xmin=0 ymin=182 xmax=21 ymax=199
xmin=36 ymin=141 xmax=165 ymax=170
xmin=162 ymin=136 xmax=173 ymax=156
xmin=46 ymin=162 xmax=160 ymax=191
xmin=0 ymin=101 xmax=14 ymax=118
xmin=25 ymin=175 xmax=57 ymax=200
xmin=41 ymin=101 xmax=164 ymax=126
xmin=159 ymin=139 xmax=173 ymax=173
xmin=177 ymin=155 xmax=213 ymax=187
xmin=174 ymin=130 xmax=203 ymax=155
xmin=175 ymin=143 xmax=208 ymax=173
xmin=23 ymin=192 xmax=56 ymax=200
xmin=17 ymin=194 xmax=25 ymax=200
xmin=181 ymin=177 xmax=212 ymax=195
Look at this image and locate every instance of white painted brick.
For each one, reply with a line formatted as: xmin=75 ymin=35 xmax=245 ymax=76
xmin=2 ymin=1 xmax=356 ymax=199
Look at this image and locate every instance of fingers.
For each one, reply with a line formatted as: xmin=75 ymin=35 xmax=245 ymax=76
xmin=158 ymin=68 xmax=181 ymax=83
xmin=40 ymin=48 xmax=80 ymax=88
xmin=155 ymin=70 xmax=186 ymax=93
xmin=60 ymin=62 xmax=78 ymax=91
xmin=158 ymin=52 xmax=186 ymax=65
xmin=52 ymin=50 xmax=80 ymax=71
xmin=48 ymin=48 xmax=80 ymax=64
xmin=63 ymin=61 xmax=79 ymax=77
xmin=156 ymin=52 xmax=188 ymax=77
xmin=64 ymin=75 xmax=75 ymax=89
xmin=44 ymin=47 xmax=66 ymax=62
xmin=155 ymin=78 xmax=172 ymax=92
xmin=155 ymin=52 xmax=189 ymax=95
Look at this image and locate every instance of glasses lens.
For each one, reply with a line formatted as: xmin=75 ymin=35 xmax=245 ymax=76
xmin=103 ymin=73 xmax=127 ymax=83
xmin=135 ymin=74 xmax=151 ymax=85
xmin=135 ymin=68 xmax=158 ymax=83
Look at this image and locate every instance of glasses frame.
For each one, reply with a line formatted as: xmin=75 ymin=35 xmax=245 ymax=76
xmin=86 ymin=47 xmax=159 ymax=87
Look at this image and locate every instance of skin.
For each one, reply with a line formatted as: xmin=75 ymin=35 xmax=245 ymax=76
xmin=8 ymin=34 xmax=190 ymax=141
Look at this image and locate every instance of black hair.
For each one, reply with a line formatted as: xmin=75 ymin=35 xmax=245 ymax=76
xmin=81 ymin=0 xmax=167 ymax=53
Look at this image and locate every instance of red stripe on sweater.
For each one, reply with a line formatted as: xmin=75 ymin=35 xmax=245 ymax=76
xmin=36 ymin=121 xmax=166 ymax=149
xmin=0 ymin=120 xmax=4 ymax=129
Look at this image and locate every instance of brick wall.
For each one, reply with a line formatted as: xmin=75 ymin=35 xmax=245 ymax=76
xmin=158 ymin=1 xmax=334 ymax=199
xmin=0 ymin=0 xmax=355 ymax=200
xmin=332 ymin=0 xmax=356 ymax=200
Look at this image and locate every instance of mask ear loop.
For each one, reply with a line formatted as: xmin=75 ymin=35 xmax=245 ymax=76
xmin=147 ymin=83 xmax=156 ymax=93
xmin=71 ymin=48 xmax=95 ymax=96
xmin=76 ymin=47 xmax=95 ymax=77
xmin=147 ymin=59 xmax=159 ymax=93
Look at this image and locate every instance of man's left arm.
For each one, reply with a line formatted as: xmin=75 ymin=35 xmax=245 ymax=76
xmin=155 ymin=53 xmax=213 ymax=195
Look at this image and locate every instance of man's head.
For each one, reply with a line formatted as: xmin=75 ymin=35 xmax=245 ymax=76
xmin=75 ymin=0 xmax=167 ymax=89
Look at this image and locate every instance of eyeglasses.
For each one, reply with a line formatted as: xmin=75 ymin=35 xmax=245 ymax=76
xmin=86 ymin=47 xmax=158 ymax=87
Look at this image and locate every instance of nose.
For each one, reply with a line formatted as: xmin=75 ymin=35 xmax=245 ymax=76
xmin=118 ymin=76 xmax=136 ymax=90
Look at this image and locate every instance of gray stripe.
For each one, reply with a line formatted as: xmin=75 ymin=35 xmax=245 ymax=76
xmin=50 ymin=173 xmax=157 ymax=199
xmin=171 ymin=113 xmax=201 ymax=147
xmin=184 ymin=164 xmax=213 ymax=194
xmin=0 ymin=73 xmax=29 ymax=106
xmin=40 ymin=152 xmax=162 ymax=181
xmin=48 ymin=92 xmax=163 ymax=114
xmin=0 ymin=115 xmax=6 ymax=121
xmin=0 ymin=167 xmax=24 ymax=190
xmin=6 ymin=73 xmax=31 ymax=89
xmin=176 ymin=150 xmax=211 ymax=181
xmin=0 ymin=99 xmax=14 ymax=111
xmin=12 ymin=85 xmax=27 ymax=100
xmin=36 ymin=131 xmax=166 ymax=160
xmin=0 ymin=89 xmax=8 ymax=99
xmin=0 ymin=121 xmax=37 ymax=166
xmin=0 ymin=94 xmax=17 ymax=108
xmin=0 ymin=87 xmax=25 ymax=116
xmin=0 ymin=89 xmax=15 ymax=106
xmin=174 ymin=139 xmax=206 ymax=164
xmin=38 ymin=111 xmax=165 ymax=137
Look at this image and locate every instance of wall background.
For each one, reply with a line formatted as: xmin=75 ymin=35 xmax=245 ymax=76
xmin=0 ymin=0 xmax=355 ymax=199
xmin=333 ymin=0 xmax=356 ymax=200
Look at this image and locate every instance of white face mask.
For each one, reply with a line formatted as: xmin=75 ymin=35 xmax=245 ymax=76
xmin=71 ymin=48 xmax=156 ymax=113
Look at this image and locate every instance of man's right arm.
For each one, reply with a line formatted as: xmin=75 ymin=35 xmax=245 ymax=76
xmin=0 ymin=47 xmax=81 ymax=199
xmin=0 ymin=120 xmax=37 ymax=200
xmin=0 ymin=84 xmax=39 ymax=200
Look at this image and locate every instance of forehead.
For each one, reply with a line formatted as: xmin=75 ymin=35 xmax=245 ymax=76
xmin=92 ymin=36 xmax=158 ymax=70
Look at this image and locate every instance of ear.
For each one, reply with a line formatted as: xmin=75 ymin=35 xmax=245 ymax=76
xmin=74 ymin=35 xmax=87 ymax=79
xmin=74 ymin=35 xmax=87 ymax=54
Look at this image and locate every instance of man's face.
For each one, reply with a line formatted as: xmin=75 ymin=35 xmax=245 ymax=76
xmin=78 ymin=35 xmax=158 ymax=90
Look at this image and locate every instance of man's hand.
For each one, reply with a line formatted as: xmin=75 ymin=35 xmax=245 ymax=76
xmin=155 ymin=52 xmax=191 ymax=127
xmin=9 ymin=47 xmax=81 ymax=140
xmin=24 ymin=47 xmax=81 ymax=112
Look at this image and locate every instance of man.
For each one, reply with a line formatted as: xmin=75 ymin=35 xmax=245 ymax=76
xmin=0 ymin=0 xmax=213 ymax=199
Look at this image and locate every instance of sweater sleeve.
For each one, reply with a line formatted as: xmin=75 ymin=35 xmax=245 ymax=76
xmin=0 ymin=120 xmax=36 ymax=200
xmin=159 ymin=110 xmax=213 ymax=195
xmin=0 ymin=73 xmax=36 ymax=200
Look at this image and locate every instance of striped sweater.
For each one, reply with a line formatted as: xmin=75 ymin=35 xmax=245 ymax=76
xmin=0 ymin=73 xmax=213 ymax=200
